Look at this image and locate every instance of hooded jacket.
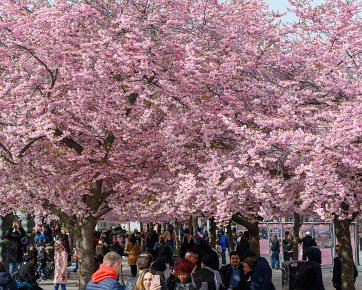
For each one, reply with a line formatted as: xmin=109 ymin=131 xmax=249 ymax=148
xmin=86 ymin=264 xmax=123 ymax=290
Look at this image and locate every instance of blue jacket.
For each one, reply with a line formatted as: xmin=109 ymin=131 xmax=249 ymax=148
xmin=86 ymin=278 xmax=123 ymax=290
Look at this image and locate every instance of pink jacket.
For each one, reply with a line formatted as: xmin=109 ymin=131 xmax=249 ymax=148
xmin=54 ymin=250 xmax=68 ymax=284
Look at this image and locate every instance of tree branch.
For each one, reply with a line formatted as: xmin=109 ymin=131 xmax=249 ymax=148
xmin=18 ymin=136 xmax=45 ymax=158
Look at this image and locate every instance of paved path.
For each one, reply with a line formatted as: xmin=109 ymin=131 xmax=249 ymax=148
xmin=38 ymin=259 xmax=362 ymax=290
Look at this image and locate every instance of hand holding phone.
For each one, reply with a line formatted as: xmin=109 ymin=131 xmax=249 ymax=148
xmin=151 ymin=275 xmax=161 ymax=290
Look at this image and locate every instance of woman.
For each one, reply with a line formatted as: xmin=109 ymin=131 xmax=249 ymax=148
xmin=126 ymin=234 xmax=141 ymax=277
xmin=166 ymin=259 xmax=194 ymax=290
xmin=53 ymin=241 xmax=68 ymax=290
xmin=135 ymin=271 xmax=152 ymax=290
xmin=0 ymin=261 xmax=17 ymax=290
xmin=180 ymin=229 xmax=195 ymax=259
xmin=242 ymin=257 xmax=257 ymax=290
xmin=154 ymin=234 xmax=173 ymax=279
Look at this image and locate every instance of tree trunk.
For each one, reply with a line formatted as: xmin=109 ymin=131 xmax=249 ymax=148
xmin=77 ymin=217 xmax=97 ymax=290
xmin=192 ymin=216 xmax=199 ymax=240
xmin=232 ymin=214 xmax=260 ymax=256
xmin=226 ymin=221 xmax=234 ymax=251
xmin=209 ymin=217 xmax=217 ymax=249
xmin=188 ymin=217 xmax=193 ymax=236
xmin=174 ymin=222 xmax=180 ymax=258
xmin=292 ymin=212 xmax=302 ymax=260
xmin=334 ymin=217 xmax=356 ymax=290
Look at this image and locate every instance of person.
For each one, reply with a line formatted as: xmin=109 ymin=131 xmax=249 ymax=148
xmin=241 ymin=257 xmax=257 ymax=290
xmin=180 ymin=229 xmax=195 ymax=259
xmin=125 ymin=253 xmax=154 ymax=290
xmin=236 ymin=232 xmax=250 ymax=261
xmin=295 ymin=247 xmax=325 ymax=290
xmin=135 ymin=271 xmax=161 ymax=290
xmin=218 ymin=231 xmax=228 ymax=266
xmin=193 ymin=235 xmax=219 ymax=270
xmin=154 ymin=235 xmax=173 ymax=279
xmin=126 ymin=234 xmax=141 ymax=277
xmin=270 ymin=235 xmax=280 ymax=270
xmin=332 ymin=244 xmax=358 ymax=290
xmin=53 ymin=240 xmax=68 ymax=290
xmin=298 ymin=231 xmax=317 ymax=260
xmin=146 ymin=230 xmax=159 ymax=252
xmin=282 ymin=232 xmax=290 ymax=261
xmin=185 ymin=249 xmax=198 ymax=268
xmin=166 ymin=258 xmax=194 ymax=290
xmin=243 ymin=250 xmax=275 ymax=290
xmin=220 ymin=251 xmax=244 ymax=290
xmin=18 ymin=254 xmax=43 ymax=290
xmin=5 ymin=222 xmax=26 ymax=276
xmin=283 ymin=235 xmax=293 ymax=261
xmin=35 ymin=240 xmax=48 ymax=279
xmin=0 ymin=261 xmax=18 ymax=290
xmin=86 ymin=252 xmax=123 ymax=290
xmin=191 ymin=255 xmax=224 ymax=290
xmin=72 ymin=248 xmax=79 ymax=273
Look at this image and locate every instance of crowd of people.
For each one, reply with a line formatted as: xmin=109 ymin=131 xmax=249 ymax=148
xmin=0 ymin=221 xmax=359 ymax=290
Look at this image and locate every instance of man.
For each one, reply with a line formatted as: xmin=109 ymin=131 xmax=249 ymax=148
xmin=192 ymin=255 xmax=224 ymax=290
xmin=219 ymin=251 xmax=244 ymax=290
xmin=86 ymin=252 xmax=123 ymax=290
xmin=18 ymin=254 xmax=43 ymax=290
xmin=185 ymin=249 xmax=199 ymax=271
xmin=270 ymin=235 xmax=280 ymax=270
xmin=6 ymin=222 xmax=26 ymax=276
xmin=194 ymin=235 xmax=219 ymax=270
xmin=332 ymin=244 xmax=358 ymax=290
xmin=298 ymin=231 xmax=317 ymax=260
xmin=218 ymin=231 xmax=229 ymax=266
xmin=236 ymin=231 xmax=250 ymax=261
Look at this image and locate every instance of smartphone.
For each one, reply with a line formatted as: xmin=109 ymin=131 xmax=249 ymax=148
xmin=152 ymin=275 xmax=160 ymax=287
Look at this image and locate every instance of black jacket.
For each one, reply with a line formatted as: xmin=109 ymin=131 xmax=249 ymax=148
xmin=0 ymin=272 xmax=17 ymax=290
xmin=299 ymin=236 xmax=317 ymax=249
xmin=5 ymin=227 xmax=26 ymax=263
xmin=193 ymin=240 xmax=219 ymax=270
xmin=192 ymin=267 xmax=224 ymax=290
xmin=18 ymin=263 xmax=39 ymax=287
xmin=332 ymin=256 xmax=358 ymax=288
xmin=219 ymin=264 xmax=244 ymax=290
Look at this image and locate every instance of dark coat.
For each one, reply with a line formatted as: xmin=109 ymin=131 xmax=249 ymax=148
xmin=193 ymin=240 xmax=219 ymax=270
xmin=192 ymin=267 xmax=224 ymax=290
xmin=295 ymin=261 xmax=324 ymax=290
xmin=219 ymin=264 xmax=244 ymax=290
xmin=0 ymin=272 xmax=18 ymax=290
xmin=250 ymin=257 xmax=275 ymax=290
xmin=180 ymin=237 xmax=195 ymax=258
xmin=18 ymin=263 xmax=39 ymax=288
xmin=299 ymin=236 xmax=317 ymax=250
xmin=332 ymin=257 xmax=358 ymax=289
xmin=5 ymin=227 xmax=26 ymax=263
xmin=86 ymin=278 xmax=123 ymax=290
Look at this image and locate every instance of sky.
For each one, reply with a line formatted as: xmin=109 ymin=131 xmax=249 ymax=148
xmin=264 ymin=0 xmax=325 ymax=22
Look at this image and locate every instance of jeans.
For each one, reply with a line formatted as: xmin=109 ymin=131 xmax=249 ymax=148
xmin=54 ymin=283 xmax=66 ymax=290
xmin=37 ymin=263 xmax=48 ymax=279
xmin=72 ymin=260 xmax=78 ymax=272
xmin=271 ymin=251 xmax=280 ymax=269
xmin=221 ymin=249 xmax=226 ymax=265
xmin=8 ymin=263 xmax=20 ymax=276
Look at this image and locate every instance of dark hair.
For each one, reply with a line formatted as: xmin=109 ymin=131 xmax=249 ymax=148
xmin=186 ymin=248 xmax=198 ymax=256
xmin=201 ymin=254 xmax=214 ymax=268
xmin=129 ymin=234 xmax=137 ymax=244
xmin=306 ymin=247 xmax=322 ymax=264
xmin=0 ymin=261 xmax=6 ymax=272
xmin=174 ymin=258 xmax=194 ymax=274
xmin=151 ymin=259 xmax=166 ymax=272
xmin=136 ymin=253 xmax=153 ymax=270
xmin=229 ymin=251 xmax=239 ymax=258
xmin=220 ymin=230 xmax=225 ymax=235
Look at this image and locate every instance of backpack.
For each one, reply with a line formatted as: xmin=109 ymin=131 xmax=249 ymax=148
xmin=295 ymin=261 xmax=314 ymax=289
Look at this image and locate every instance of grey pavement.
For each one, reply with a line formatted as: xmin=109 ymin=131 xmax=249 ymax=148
xmin=38 ymin=259 xmax=362 ymax=290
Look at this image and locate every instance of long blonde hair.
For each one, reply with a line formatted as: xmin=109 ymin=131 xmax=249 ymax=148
xmin=134 ymin=270 xmax=150 ymax=290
